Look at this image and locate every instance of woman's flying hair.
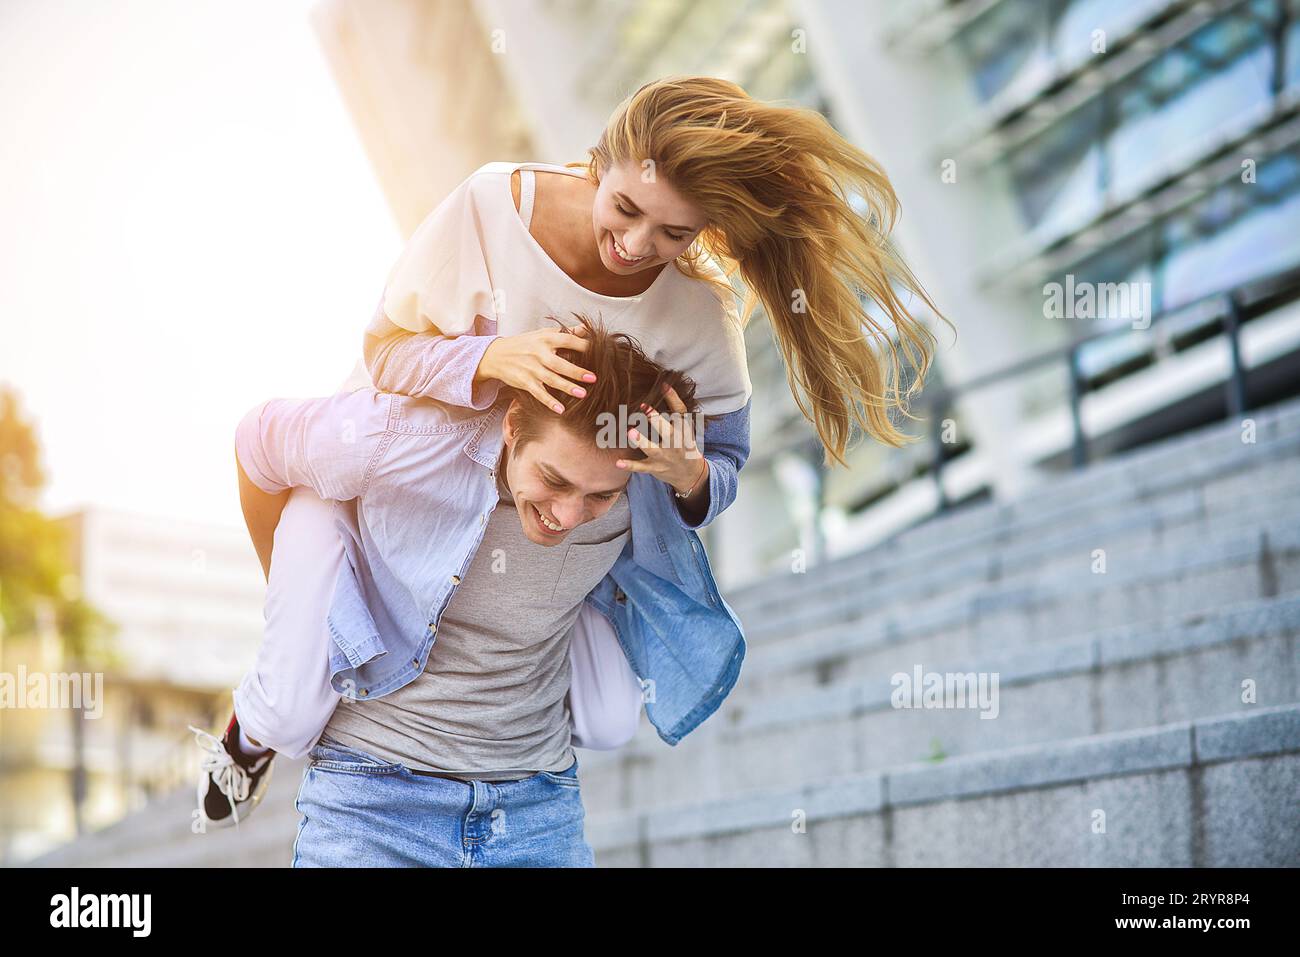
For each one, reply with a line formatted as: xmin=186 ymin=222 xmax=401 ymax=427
xmin=576 ymin=75 xmax=955 ymax=466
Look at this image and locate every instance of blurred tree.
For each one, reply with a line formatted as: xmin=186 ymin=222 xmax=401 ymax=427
xmin=0 ymin=384 xmax=119 ymax=843
xmin=0 ymin=384 xmax=116 ymax=664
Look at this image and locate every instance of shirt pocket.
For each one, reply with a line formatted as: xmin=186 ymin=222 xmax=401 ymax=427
xmin=550 ymin=530 xmax=632 ymax=607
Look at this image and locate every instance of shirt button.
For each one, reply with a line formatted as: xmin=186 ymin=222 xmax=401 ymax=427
xmin=450 ymin=575 xmax=461 ymax=585
xmin=412 ymin=658 xmax=419 ymax=667
xmin=358 ymin=688 xmax=369 ymax=697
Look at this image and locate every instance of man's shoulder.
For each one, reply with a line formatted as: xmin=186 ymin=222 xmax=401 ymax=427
xmin=380 ymin=391 xmax=502 ymax=436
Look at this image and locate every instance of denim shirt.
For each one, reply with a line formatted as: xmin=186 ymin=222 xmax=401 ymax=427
xmin=235 ymin=388 xmax=751 ymax=746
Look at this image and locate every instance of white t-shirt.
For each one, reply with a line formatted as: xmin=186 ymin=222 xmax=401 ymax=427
xmin=347 ymin=161 xmax=752 ymax=416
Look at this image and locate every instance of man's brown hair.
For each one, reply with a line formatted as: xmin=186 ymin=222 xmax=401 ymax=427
xmin=503 ymin=312 xmax=701 ymax=460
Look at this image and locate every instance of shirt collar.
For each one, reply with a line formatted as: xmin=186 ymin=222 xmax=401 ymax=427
xmin=462 ymin=402 xmax=506 ymax=471
xmin=495 ymin=442 xmax=514 ymax=502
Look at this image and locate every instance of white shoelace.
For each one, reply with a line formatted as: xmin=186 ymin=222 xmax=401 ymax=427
xmin=188 ymin=725 xmax=252 ymax=827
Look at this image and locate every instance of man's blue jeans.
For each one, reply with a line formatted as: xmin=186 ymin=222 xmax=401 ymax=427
xmin=291 ymin=735 xmax=595 ymax=867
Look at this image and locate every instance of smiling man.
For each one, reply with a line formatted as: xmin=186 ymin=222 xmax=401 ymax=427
xmin=200 ymin=313 xmax=745 ymax=867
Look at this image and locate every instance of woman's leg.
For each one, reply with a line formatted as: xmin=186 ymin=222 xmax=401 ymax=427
xmin=566 ymin=601 xmax=645 ymax=750
xmin=233 ymin=486 xmax=345 ymax=760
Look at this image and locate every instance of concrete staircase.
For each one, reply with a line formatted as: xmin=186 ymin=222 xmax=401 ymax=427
xmin=576 ymin=396 xmax=1300 ymax=865
xmin=29 ymin=758 xmax=309 ymax=868
xmin=28 ymin=397 xmax=1300 ymax=867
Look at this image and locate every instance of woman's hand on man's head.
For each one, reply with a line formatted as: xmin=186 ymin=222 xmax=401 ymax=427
xmin=475 ymin=325 xmax=597 ymax=413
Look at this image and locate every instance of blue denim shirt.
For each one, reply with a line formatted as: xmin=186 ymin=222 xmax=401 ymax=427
xmin=235 ymin=388 xmax=750 ymax=745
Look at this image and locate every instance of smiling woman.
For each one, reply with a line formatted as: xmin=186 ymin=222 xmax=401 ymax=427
xmin=573 ymin=75 xmax=954 ymax=462
xmin=593 ymin=163 xmax=709 ymax=275
xmin=510 ymin=163 xmax=703 ymax=299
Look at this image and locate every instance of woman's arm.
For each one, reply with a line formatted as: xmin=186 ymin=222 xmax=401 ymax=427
xmin=366 ymin=168 xmax=596 ymax=411
xmin=366 ymin=301 xmax=595 ymax=413
xmin=364 ymin=169 xmax=507 ymax=408
xmin=670 ymin=399 xmax=751 ymax=530
xmin=363 ymin=303 xmax=502 ymax=410
xmin=625 ymin=396 xmax=751 ymax=531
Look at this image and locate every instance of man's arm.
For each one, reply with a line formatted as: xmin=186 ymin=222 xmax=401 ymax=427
xmin=236 ymin=442 xmax=289 ymax=582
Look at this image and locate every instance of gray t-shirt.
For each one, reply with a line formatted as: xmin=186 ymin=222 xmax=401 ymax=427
xmin=322 ymin=484 xmax=631 ymax=780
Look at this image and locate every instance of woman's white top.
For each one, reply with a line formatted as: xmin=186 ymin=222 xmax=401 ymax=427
xmin=351 ymin=161 xmax=751 ymax=416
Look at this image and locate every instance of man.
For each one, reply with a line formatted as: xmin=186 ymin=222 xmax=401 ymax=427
xmin=195 ymin=314 xmax=746 ymax=866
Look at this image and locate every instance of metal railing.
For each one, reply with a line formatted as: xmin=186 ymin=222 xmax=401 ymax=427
xmin=919 ymin=262 xmax=1300 ymax=511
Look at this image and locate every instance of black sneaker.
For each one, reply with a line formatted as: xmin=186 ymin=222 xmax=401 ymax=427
xmin=189 ymin=713 xmax=275 ymax=828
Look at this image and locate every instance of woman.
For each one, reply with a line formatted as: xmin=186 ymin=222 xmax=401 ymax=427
xmin=204 ymin=75 xmax=950 ymax=845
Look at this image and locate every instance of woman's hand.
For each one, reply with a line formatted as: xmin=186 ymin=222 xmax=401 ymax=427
xmin=475 ymin=326 xmax=597 ymax=413
xmin=617 ymin=385 xmax=709 ymax=503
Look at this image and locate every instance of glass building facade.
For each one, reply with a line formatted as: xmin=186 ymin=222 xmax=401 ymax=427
xmin=949 ymin=0 xmax=1300 ymax=359
xmin=322 ymin=0 xmax=1300 ymax=585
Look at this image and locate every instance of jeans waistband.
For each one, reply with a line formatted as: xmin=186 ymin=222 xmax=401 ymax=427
xmin=406 ymin=766 xmax=526 ymax=784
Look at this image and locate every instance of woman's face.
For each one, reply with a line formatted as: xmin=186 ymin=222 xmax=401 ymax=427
xmin=591 ymin=159 xmax=708 ymax=275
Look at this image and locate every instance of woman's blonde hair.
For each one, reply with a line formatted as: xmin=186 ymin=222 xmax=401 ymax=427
xmin=575 ymin=75 xmax=953 ymax=466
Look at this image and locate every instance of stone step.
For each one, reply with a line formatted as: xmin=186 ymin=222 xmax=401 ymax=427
xmin=742 ymin=477 xmax=1300 ymax=645
xmin=585 ymin=704 xmax=1300 ymax=867
xmin=728 ymin=396 xmax=1300 ymax=620
xmin=740 ymin=517 xmax=1300 ymax=653
xmin=34 ymin=682 xmax=1300 ymax=868
xmin=575 ymin=594 xmax=1300 ymax=813
xmin=29 ymin=758 xmax=307 ymax=868
xmin=734 ymin=447 xmax=1300 ymax=639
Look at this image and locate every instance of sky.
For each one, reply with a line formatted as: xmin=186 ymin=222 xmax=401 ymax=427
xmin=0 ymin=0 xmax=401 ymax=529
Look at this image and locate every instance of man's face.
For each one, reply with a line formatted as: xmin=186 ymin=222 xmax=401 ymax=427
xmin=501 ymin=406 xmax=630 ymax=547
